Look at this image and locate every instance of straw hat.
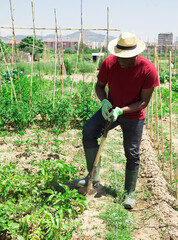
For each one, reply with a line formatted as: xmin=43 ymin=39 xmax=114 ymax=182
xmin=108 ymin=32 xmax=145 ymax=58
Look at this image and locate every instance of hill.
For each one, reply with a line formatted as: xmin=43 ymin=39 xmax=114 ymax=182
xmin=1 ymin=30 xmax=116 ymax=43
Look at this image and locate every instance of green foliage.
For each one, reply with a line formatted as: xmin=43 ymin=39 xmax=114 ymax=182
xmin=159 ymin=72 xmax=169 ymax=83
xmin=64 ymin=48 xmax=75 ymax=54
xmin=78 ymin=61 xmax=96 ymax=73
xmin=64 ymin=59 xmax=74 ymax=75
xmin=100 ymin=204 xmax=133 ymax=240
xmin=159 ymin=72 xmax=178 ymax=92
xmin=0 ymin=39 xmax=11 ymax=61
xmin=0 ymin=71 xmax=99 ymax=130
xmin=0 ymin=160 xmax=87 ymax=239
xmin=78 ymin=42 xmax=92 ymax=54
xmin=18 ymin=36 xmax=44 ymax=60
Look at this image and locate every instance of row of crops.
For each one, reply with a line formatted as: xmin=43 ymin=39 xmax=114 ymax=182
xmin=0 ymin=44 xmax=177 ymax=239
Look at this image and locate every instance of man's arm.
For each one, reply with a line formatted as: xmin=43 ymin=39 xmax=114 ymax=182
xmin=95 ymin=80 xmax=107 ymax=101
xmin=121 ymin=88 xmax=154 ymax=114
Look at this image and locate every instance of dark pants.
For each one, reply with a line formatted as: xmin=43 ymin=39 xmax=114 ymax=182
xmin=82 ymin=109 xmax=144 ymax=171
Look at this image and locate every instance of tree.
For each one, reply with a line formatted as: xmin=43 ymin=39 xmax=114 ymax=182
xmin=18 ymin=36 xmax=44 ymax=60
xmin=64 ymin=48 xmax=74 ymax=54
xmin=0 ymin=40 xmax=11 ymax=61
xmin=77 ymin=42 xmax=92 ymax=54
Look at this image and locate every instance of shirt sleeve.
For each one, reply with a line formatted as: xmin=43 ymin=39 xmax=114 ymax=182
xmin=97 ymin=58 xmax=108 ymax=83
xmin=142 ymin=63 xmax=159 ymax=89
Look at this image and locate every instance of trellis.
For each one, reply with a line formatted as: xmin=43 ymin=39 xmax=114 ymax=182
xmin=0 ymin=0 xmax=177 ymax=199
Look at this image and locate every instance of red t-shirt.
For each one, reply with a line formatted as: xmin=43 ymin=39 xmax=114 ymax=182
xmin=97 ymin=55 xmax=159 ymax=119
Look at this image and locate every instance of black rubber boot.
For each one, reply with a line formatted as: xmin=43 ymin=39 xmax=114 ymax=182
xmin=124 ymin=169 xmax=139 ymax=209
xmin=73 ymin=147 xmax=101 ymax=188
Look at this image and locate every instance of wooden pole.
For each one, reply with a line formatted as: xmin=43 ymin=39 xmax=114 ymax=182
xmin=58 ymin=25 xmax=65 ymax=98
xmin=0 ymin=26 xmax=121 ymax=32
xmin=29 ymin=33 xmax=35 ymax=112
xmin=0 ymin=44 xmax=19 ymax=112
xmin=10 ymin=33 xmax=14 ymax=103
xmin=157 ymin=60 xmax=164 ymax=155
xmin=69 ymin=33 xmax=81 ymax=108
xmin=31 ymin=1 xmax=43 ymax=103
xmin=164 ymin=44 xmax=168 ymax=72
xmin=150 ymin=96 xmax=153 ymax=140
xmin=9 ymin=0 xmax=22 ymax=101
xmin=154 ymin=46 xmax=159 ymax=155
xmin=107 ymin=7 xmax=109 ymax=56
xmin=169 ymin=51 xmax=173 ymax=183
xmin=53 ymin=9 xmax=58 ymax=109
xmin=81 ymin=0 xmax=85 ymax=94
xmin=146 ymin=47 xmax=150 ymax=128
xmin=91 ymin=33 xmax=107 ymax=98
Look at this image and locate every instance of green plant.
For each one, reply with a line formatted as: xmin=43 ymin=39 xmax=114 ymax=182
xmin=0 ymin=159 xmax=87 ymax=239
xmin=100 ymin=204 xmax=133 ymax=240
xmin=18 ymin=36 xmax=44 ymax=61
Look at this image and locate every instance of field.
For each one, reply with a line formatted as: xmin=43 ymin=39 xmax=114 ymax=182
xmin=0 ymin=44 xmax=178 ymax=240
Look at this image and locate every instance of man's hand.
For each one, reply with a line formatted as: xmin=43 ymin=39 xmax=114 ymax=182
xmin=101 ymin=99 xmax=112 ymax=120
xmin=108 ymin=107 xmax=123 ymax=121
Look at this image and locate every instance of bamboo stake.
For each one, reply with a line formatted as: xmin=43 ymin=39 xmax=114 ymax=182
xmin=58 ymin=24 xmax=65 ymax=98
xmin=29 ymin=30 xmax=35 ymax=111
xmin=9 ymin=0 xmax=22 ymax=101
xmin=157 ymin=59 xmax=164 ymax=154
xmin=69 ymin=33 xmax=81 ymax=108
xmin=150 ymin=96 xmax=153 ymax=139
xmin=146 ymin=47 xmax=150 ymax=128
xmin=10 ymin=33 xmax=14 ymax=103
xmin=154 ymin=46 xmax=159 ymax=155
xmin=0 ymin=44 xmax=18 ymax=112
xmin=169 ymin=51 xmax=173 ymax=183
xmin=91 ymin=33 xmax=107 ymax=98
xmin=107 ymin=7 xmax=109 ymax=56
xmin=31 ymin=1 xmax=43 ymax=103
xmin=81 ymin=0 xmax=85 ymax=94
xmin=53 ymin=9 xmax=58 ymax=109
xmin=164 ymin=44 xmax=168 ymax=72
xmin=0 ymin=26 xmax=121 ymax=32
xmin=153 ymin=46 xmax=156 ymax=144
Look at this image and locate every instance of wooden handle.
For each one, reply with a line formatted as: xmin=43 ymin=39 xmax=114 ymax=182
xmin=90 ymin=118 xmax=113 ymax=180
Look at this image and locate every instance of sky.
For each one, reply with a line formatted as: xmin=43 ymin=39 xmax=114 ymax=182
xmin=0 ymin=0 xmax=178 ymax=43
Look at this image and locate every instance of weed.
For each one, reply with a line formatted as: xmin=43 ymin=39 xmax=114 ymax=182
xmin=99 ymin=204 xmax=133 ymax=240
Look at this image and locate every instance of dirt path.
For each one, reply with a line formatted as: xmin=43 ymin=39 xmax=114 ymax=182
xmin=70 ymin=127 xmax=178 ymax=240
xmin=0 ymin=126 xmax=177 ymax=239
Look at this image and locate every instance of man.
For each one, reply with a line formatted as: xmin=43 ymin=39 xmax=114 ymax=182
xmin=73 ymin=32 xmax=159 ymax=209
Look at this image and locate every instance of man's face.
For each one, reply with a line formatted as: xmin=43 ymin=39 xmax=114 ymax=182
xmin=117 ymin=56 xmax=138 ymax=69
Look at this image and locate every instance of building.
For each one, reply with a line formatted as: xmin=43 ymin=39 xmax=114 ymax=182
xmin=43 ymin=39 xmax=79 ymax=51
xmin=3 ymin=40 xmax=20 ymax=48
xmin=158 ymin=33 xmax=173 ymax=52
xmin=92 ymin=53 xmax=104 ymax=62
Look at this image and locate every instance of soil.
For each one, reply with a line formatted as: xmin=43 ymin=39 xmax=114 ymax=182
xmin=0 ymin=126 xmax=177 ymax=240
xmin=70 ymin=127 xmax=178 ymax=240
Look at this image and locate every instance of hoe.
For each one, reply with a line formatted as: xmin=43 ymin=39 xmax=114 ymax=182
xmin=82 ymin=117 xmax=113 ymax=196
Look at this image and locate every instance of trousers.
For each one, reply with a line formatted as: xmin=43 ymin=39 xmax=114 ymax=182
xmin=82 ymin=109 xmax=144 ymax=171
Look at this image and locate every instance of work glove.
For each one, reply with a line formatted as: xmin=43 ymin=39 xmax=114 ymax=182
xmin=108 ymin=107 xmax=123 ymax=122
xmin=101 ymin=99 xmax=112 ymax=121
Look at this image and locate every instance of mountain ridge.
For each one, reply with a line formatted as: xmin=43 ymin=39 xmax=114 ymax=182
xmin=1 ymin=30 xmax=116 ymax=43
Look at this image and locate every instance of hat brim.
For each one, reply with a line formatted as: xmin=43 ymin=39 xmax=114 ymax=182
xmin=108 ymin=38 xmax=146 ymax=58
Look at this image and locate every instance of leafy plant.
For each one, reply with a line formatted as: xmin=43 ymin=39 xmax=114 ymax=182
xmin=0 ymin=159 xmax=87 ymax=239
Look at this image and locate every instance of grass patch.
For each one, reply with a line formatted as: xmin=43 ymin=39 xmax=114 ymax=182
xmin=99 ymin=204 xmax=134 ymax=240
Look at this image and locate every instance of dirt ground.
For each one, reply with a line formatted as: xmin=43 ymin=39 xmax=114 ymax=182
xmin=0 ymin=125 xmax=177 ymax=240
xmin=70 ymin=127 xmax=178 ymax=240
